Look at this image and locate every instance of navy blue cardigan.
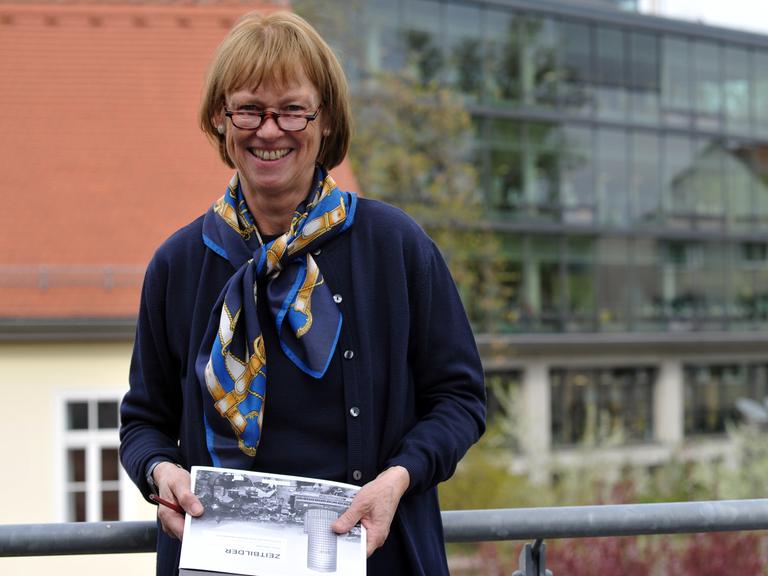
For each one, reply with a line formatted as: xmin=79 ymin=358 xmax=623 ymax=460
xmin=119 ymin=197 xmax=486 ymax=575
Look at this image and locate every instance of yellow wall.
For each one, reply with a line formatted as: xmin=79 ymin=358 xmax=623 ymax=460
xmin=0 ymin=341 xmax=156 ymax=574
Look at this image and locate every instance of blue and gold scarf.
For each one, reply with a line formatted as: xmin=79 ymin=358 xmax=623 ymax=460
xmin=195 ymin=166 xmax=356 ymax=468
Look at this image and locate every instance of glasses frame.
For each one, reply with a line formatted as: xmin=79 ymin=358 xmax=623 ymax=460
xmin=223 ymin=107 xmax=321 ymax=132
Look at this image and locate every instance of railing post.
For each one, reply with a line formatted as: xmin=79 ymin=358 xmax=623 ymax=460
xmin=512 ymin=538 xmax=553 ymax=576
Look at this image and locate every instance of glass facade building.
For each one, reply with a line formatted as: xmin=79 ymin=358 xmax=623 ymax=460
xmin=362 ymin=0 xmax=768 ymax=334
xmin=349 ymin=0 xmax=768 ymax=471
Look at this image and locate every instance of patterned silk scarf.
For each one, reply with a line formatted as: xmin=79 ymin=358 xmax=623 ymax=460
xmin=195 ymin=166 xmax=357 ymax=468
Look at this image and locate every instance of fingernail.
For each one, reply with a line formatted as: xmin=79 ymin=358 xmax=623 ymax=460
xmin=191 ymin=503 xmax=204 ymax=516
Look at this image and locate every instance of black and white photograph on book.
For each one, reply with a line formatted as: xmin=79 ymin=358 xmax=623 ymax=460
xmin=179 ymin=466 xmax=366 ymax=576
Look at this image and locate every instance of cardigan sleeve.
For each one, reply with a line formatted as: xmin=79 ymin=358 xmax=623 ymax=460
xmin=119 ymin=256 xmax=185 ymax=498
xmin=384 ymin=239 xmax=486 ymax=494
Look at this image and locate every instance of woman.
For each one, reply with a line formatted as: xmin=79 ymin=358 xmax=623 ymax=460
xmin=119 ymin=10 xmax=485 ymax=575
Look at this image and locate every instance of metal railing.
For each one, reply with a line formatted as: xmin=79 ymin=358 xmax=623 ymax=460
xmin=2 ymin=499 xmax=768 ymax=575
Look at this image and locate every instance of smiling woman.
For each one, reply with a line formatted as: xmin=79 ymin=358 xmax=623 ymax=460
xmin=118 ymin=11 xmax=486 ymax=576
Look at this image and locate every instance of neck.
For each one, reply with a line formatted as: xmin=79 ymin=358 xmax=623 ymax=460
xmin=241 ymin=184 xmax=311 ymax=236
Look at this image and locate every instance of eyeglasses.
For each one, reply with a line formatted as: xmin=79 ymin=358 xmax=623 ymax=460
xmin=224 ymin=107 xmax=320 ymax=132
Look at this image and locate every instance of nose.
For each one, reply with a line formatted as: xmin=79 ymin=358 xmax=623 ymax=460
xmin=256 ymin=112 xmax=283 ymax=138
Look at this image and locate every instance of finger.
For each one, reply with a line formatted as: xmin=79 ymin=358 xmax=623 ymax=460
xmin=178 ymin=492 xmax=204 ymax=517
xmin=158 ymin=508 xmax=185 ymax=540
xmin=331 ymin=506 xmax=362 ymax=534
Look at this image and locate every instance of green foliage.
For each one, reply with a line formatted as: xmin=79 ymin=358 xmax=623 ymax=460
xmin=438 ymin=422 xmax=533 ymax=512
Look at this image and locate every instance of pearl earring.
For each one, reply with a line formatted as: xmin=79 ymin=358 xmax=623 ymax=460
xmin=217 ymin=124 xmax=225 ymax=135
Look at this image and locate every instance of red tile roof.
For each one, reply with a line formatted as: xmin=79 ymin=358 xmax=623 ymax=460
xmin=0 ymin=2 xmax=360 ymax=318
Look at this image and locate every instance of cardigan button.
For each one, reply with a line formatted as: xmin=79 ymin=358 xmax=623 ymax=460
xmin=349 ymin=406 xmax=360 ymax=418
xmin=312 ymin=249 xmax=322 ymax=256
xmin=333 ymin=294 xmax=343 ymax=304
xmin=352 ymin=470 xmax=362 ymax=481
xmin=343 ymin=350 xmax=354 ymax=360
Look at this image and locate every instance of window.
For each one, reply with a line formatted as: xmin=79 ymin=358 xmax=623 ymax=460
xmin=559 ymin=124 xmax=595 ymax=224
xmin=551 ymin=367 xmax=655 ymax=447
xmin=445 ymin=2 xmax=483 ymax=100
xmin=595 ymin=26 xmax=627 ymax=120
xmin=661 ymin=36 xmax=692 ymax=127
xmin=684 ymin=363 xmax=768 ymax=436
xmin=596 ymin=127 xmax=629 ymax=226
xmin=559 ymin=20 xmax=593 ymax=116
xmin=58 ymin=394 xmax=124 ymax=522
xmin=628 ymin=32 xmax=660 ymax=124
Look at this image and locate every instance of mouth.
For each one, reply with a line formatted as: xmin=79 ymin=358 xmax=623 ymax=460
xmin=250 ymin=148 xmax=291 ymax=161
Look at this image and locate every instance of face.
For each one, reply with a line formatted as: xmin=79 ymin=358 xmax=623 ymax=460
xmin=222 ymin=69 xmax=324 ymax=207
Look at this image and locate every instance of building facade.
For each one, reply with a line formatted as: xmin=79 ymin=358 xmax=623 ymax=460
xmin=351 ymin=0 xmax=768 ymax=476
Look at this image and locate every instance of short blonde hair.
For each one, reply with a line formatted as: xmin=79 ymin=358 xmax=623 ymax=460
xmin=199 ymin=11 xmax=351 ymax=170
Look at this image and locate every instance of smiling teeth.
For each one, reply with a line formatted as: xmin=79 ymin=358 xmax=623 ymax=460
xmin=253 ymin=148 xmax=290 ymax=161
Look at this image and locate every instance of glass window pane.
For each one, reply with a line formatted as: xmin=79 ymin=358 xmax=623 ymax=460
xmin=754 ymin=146 xmax=768 ymax=227
xmin=630 ymin=132 xmax=662 ymax=224
xmin=753 ymin=50 xmax=768 ymax=138
xmin=596 ymin=128 xmax=628 ymax=226
xmin=724 ymin=47 xmax=751 ymax=135
xmin=661 ymin=36 xmax=691 ymax=127
xmin=66 ymin=402 xmax=89 ymax=430
xmin=629 ymin=32 xmax=660 ymax=124
xmin=68 ymin=491 xmax=86 ymax=523
xmin=681 ymin=137 xmax=725 ymax=229
xmin=526 ymin=122 xmax=561 ymax=219
xmin=528 ymin=236 xmax=562 ymax=331
xmin=402 ymin=0 xmax=443 ymax=85
xmin=445 ymin=3 xmax=482 ymax=100
xmin=560 ymin=125 xmax=595 ymax=224
xmin=692 ymin=40 xmax=722 ymax=131
xmin=664 ymin=241 xmax=727 ymax=329
xmin=499 ymin=236 xmax=526 ymax=330
xmin=521 ymin=17 xmax=557 ymax=107
xmin=488 ymin=119 xmax=523 ymax=212
xmin=565 ymin=238 xmax=595 ymax=330
xmin=97 ymin=401 xmax=119 ymax=429
xmin=559 ymin=20 xmax=593 ymax=116
xmin=101 ymin=448 xmax=119 ymax=482
xmin=726 ymin=141 xmax=756 ymax=231
xmin=367 ymin=0 xmax=405 ymax=73
xmin=485 ymin=10 xmax=521 ymax=104
xmin=101 ymin=490 xmax=120 ymax=521
xmin=595 ymin=27 xmax=627 ymax=120
xmin=734 ymin=242 xmax=768 ymax=328
xmin=597 ymin=238 xmax=630 ymax=331
xmin=551 ymin=367 xmax=655 ymax=446
xmin=67 ymin=448 xmax=86 ymax=483
xmin=684 ymin=364 xmax=752 ymax=435
xmin=633 ymin=239 xmax=665 ymax=330
xmin=663 ymin=134 xmax=693 ymax=221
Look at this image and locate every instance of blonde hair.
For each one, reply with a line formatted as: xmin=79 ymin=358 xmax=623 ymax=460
xmin=199 ymin=11 xmax=351 ymax=170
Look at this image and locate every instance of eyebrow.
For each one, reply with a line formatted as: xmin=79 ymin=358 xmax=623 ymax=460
xmin=228 ymin=93 xmax=315 ymax=108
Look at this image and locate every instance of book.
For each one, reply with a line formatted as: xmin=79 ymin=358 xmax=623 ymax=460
xmin=179 ymin=466 xmax=366 ymax=576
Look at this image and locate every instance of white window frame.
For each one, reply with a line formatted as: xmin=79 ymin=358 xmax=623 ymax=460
xmin=54 ymin=389 xmax=132 ymax=522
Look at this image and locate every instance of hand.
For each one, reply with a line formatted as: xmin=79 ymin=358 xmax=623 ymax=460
xmin=331 ymin=466 xmax=410 ymax=557
xmin=152 ymin=462 xmax=204 ymax=540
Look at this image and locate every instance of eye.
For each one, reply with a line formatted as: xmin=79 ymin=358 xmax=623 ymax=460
xmin=283 ymin=104 xmax=306 ymax=114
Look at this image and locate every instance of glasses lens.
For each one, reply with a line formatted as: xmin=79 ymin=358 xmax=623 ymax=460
xmin=278 ymin=115 xmax=308 ymax=131
xmin=234 ymin=112 xmax=260 ymax=130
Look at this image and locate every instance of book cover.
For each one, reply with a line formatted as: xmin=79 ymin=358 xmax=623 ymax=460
xmin=179 ymin=466 xmax=366 ymax=576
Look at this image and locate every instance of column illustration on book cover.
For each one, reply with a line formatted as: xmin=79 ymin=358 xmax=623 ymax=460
xmin=179 ymin=467 xmax=367 ymax=576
